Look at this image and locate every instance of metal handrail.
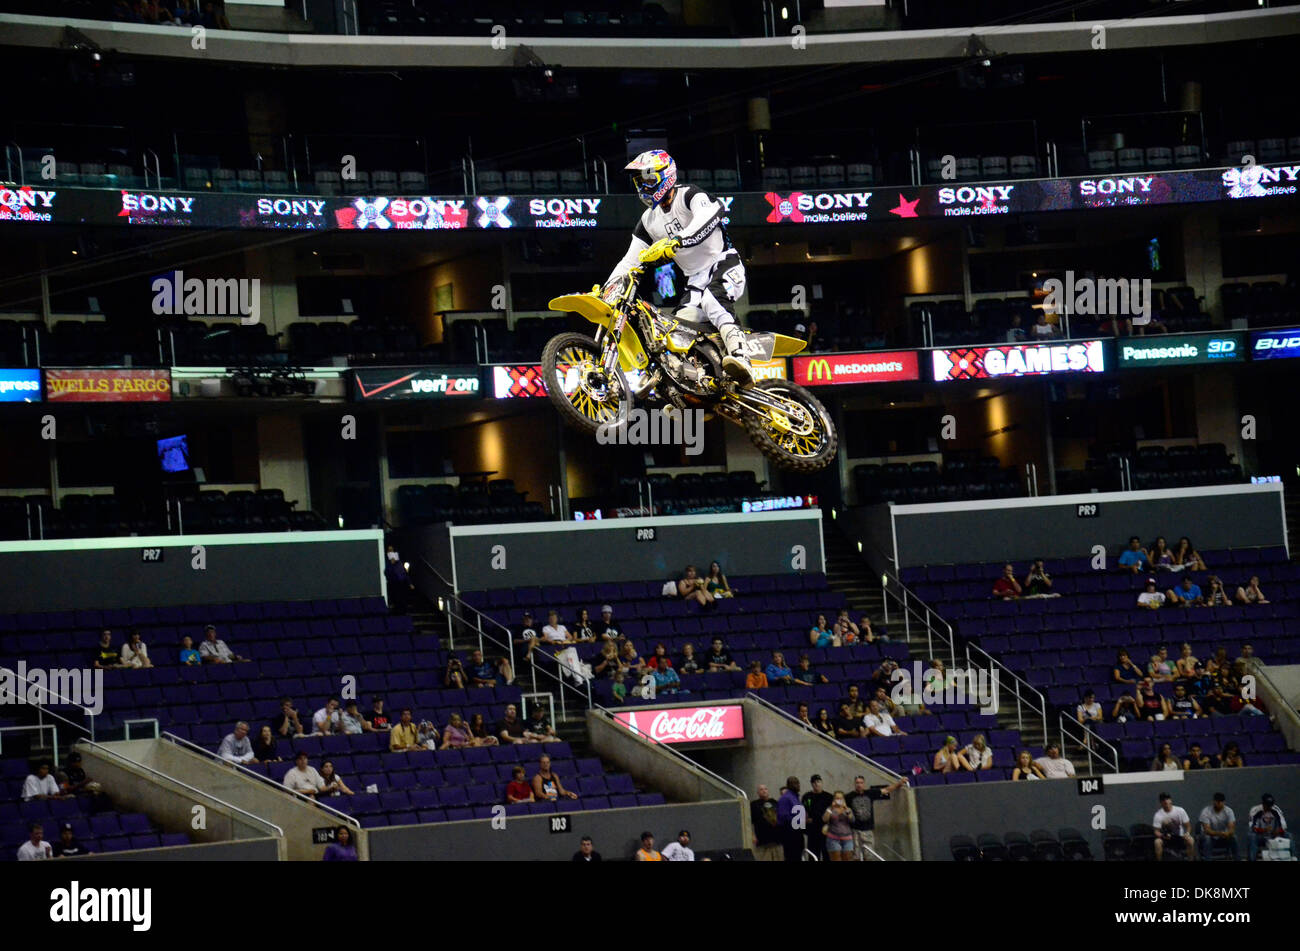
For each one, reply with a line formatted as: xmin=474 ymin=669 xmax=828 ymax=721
xmin=82 ymin=739 xmax=284 ymax=839
xmin=0 ymin=663 xmax=96 ymax=740
xmin=878 ymin=570 xmax=957 ymax=667
xmin=965 ymin=640 xmax=1049 ymax=747
xmin=5 ymin=141 xmax=23 ymax=185
xmin=160 ymin=731 xmax=360 ymax=829
xmin=0 ymin=725 xmax=60 ymax=766
xmin=744 ymin=690 xmax=901 ymax=780
xmin=1057 ymin=711 xmax=1120 ymax=775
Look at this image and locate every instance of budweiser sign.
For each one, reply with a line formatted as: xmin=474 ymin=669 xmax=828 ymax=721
xmin=612 ymin=705 xmax=745 ymax=744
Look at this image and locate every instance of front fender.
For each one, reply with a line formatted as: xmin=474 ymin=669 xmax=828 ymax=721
xmin=549 ymin=293 xmax=650 ymax=371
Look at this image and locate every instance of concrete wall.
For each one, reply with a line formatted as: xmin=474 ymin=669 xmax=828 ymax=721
xmin=257 ymin=413 xmax=311 ymax=512
xmin=915 ymin=764 xmax=1300 ymax=860
xmin=69 ymin=838 xmax=281 ymax=862
xmin=0 ymin=530 xmax=384 ymax=612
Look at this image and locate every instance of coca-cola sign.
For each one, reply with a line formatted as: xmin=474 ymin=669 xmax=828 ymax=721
xmin=612 ymin=705 xmax=745 ymax=744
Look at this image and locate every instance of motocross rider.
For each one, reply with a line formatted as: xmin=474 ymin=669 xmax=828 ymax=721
xmin=605 ymin=150 xmax=752 ymax=384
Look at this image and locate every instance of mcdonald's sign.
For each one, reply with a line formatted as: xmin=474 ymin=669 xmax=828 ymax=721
xmin=793 ymin=351 xmax=920 ymax=386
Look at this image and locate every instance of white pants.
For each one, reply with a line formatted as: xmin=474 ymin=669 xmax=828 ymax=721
xmin=683 ymin=250 xmax=746 ymax=331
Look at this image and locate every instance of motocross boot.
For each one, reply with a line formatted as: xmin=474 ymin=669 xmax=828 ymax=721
xmin=720 ymin=323 xmax=754 ymax=386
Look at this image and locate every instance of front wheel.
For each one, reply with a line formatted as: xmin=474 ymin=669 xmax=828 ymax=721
xmin=740 ymin=379 xmax=838 ymax=472
xmin=541 ymin=332 xmax=624 ymax=436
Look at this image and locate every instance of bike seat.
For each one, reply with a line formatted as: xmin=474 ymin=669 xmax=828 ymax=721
xmin=671 ymin=309 xmax=715 ymax=334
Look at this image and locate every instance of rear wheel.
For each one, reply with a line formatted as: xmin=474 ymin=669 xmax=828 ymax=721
xmin=740 ymin=379 xmax=838 ymax=472
xmin=541 ymin=332 xmax=624 ymax=436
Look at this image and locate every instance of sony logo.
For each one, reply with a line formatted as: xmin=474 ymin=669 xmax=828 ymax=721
xmin=937 ymin=185 xmax=1015 ymax=205
xmin=1079 ymin=177 xmax=1154 ymax=196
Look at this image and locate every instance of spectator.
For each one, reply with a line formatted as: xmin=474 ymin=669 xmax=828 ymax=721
xmin=1032 ymin=310 xmax=1056 ymax=338
xmin=505 ymin=765 xmax=534 ymax=804
xmin=283 ymin=751 xmax=325 ymax=797
xmin=1136 ymin=579 xmax=1166 ymax=610
xmin=814 ymin=707 xmax=836 ymax=738
xmin=369 ymin=697 xmax=392 ymax=731
xmin=389 ymin=708 xmax=421 ymax=752
xmin=612 ymin=671 xmax=629 ymax=702
xmin=793 ymin=654 xmax=828 ymax=686
xmin=809 ymin=613 xmax=835 ymax=648
xmin=619 ymin=640 xmax=646 ymax=676
xmin=1217 ymin=741 xmax=1245 ymax=768
xmin=532 ymin=754 xmax=577 ymax=801
xmin=662 ymin=829 xmax=696 ymax=861
xmin=252 ymin=725 xmax=282 ymax=763
xmin=1173 ymin=536 xmax=1206 ymax=571
xmin=963 ymin=734 xmax=994 ymax=771
xmin=1207 ymin=645 xmax=1231 ymax=680
xmin=1153 ymin=792 xmax=1196 ymax=860
xmin=200 ymin=0 xmax=232 ymax=30
xmin=1236 ymin=576 xmax=1269 ymax=605
xmin=751 ymin=784 xmax=782 ymax=861
xmin=541 ymin=609 xmax=587 ymax=684
xmin=1035 ymin=743 xmax=1076 ymax=779
xmin=1011 ymin=750 xmax=1046 ymax=781
xmin=1076 ymin=690 xmax=1104 ymax=730
xmin=859 ymin=615 xmax=888 ymax=643
xmin=523 ymin=706 xmax=557 ymax=742
xmin=1183 ymin=743 xmax=1212 ymax=771
xmin=991 ymin=563 xmax=1021 ymax=600
xmin=1148 ymin=645 xmax=1176 ymax=682
xmin=777 ymin=777 xmax=803 ymax=862
xmin=863 ymin=699 xmax=905 ymax=737
xmin=312 ymin=698 xmax=342 ymax=736
xmin=833 ymin=610 xmax=860 ymax=645
xmin=468 ymin=714 xmax=499 ymax=746
xmin=470 ymin=648 xmax=512 ymax=687
xmin=646 ymin=643 xmax=674 ymax=671
xmin=340 ymin=700 xmax=373 ymax=735
xmin=322 ymin=826 xmax=358 ymax=861
xmin=592 ymin=642 xmax=624 ymax=680
xmin=705 ymin=561 xmax=734 ymax=598
xmin=120 ymin=630 xmax=152 ymax=669
xmin=802 ymin=774 xmax=833 ymax=861
xmin=795 ymin=703 xmax=813 ymax=727
xmin=1149 ymin=536 xmax=1175 ymax=571
xmin=1112 ymin=649 xmax=1144 ymax=686
xmin=1006 ymin=314 xmax=1026 ymax=342
xmin=873 ymin=686 xmax=908 ymax=721
xmin=179 ymin=635 xmax=201 ymax=666
xmin=652 ymin=659 xmax=684 ymax=695
xmin=843 ymin=684 xmax=867 ymax=719
xmin=676 ymin=642 xmax=702 ymax=676
xmin=572 ymin=835 xmax=602 ymax=862
xmin=1119 ymin=536 xmax=1151 ymax=574
xmin=704 ymin=637 xmax=740 ymax=672
xmin=385 ymin=545 xmax=416 ymax=612
xmin=57 ymin=752 xmax=104 ymax=803
xmin=933 ymin=736 xmax=968 ymax=773
xmin=765 ymin=651 xmax=795 ymax=686
xmin=1247 ymin=793 xmax=1289 ymax=861
xmin=92 ymin=630 xmax=123 ymax=670
xmin=218 ymin=722 xmax=257 ymax=764
xmin=1023 ymin=560 xmax=1057 ymax=597
xmin=1168 ymin=684 xmax=1201 ymax=720
xmin=440 ymin=713 xmax=472 ymax=749
xmin=1133 ymin=679 xmax=1169 ymax=721
xmin=678 ymin=564 xmax=715 ymax=607
xmin=497 ymin=704 xmax=527 ymax=745
xmin=573 ymin=608 xmax=596 ymax=642
xmin=444 ymin=654 xmax=468 ymax=689
xmin=17 ymin=823 xmax=52 ymax=861
xmin=1204 ymin=576 xmax=1231 ymax=607
xmin=416 ymin=719 xmax=440 ymax=750
xmin=173 ymin=0 xmax=197 ymax=25
xmin=22 ymin=762 xmax=67 ymax=801
xmin=745 ymin=660 xmax=769 ymax=690
xmin=514 ymin=611 xmax=541 ymax=650
xmin=1201 ymin=684 xmax=1236 ymax=718
xmin=822 ymin=792 xmax=856 ymax=862
xmin=1198 ymin=793 xmax=1239 ymax=861
xmin=592 ymin=605 xmax=623 ymax=643
xmin=272 ymin=697 xmax=306 ymax=739
xmin=1152 ymin=743 xmax=1181 ymax=771
xmin=845 ymin=774 xmax=908 ymax=861
xmin=199 ymin=624 xmax=246 ymax=663
xmin=52 ymin=823 xmax=90 ymax=858
xmin=1174 ymin=643 xmax=1200 ymax=681
xmin=635 ymin=831 xmax=664 ymax=861
xmin=1237 ymin=644 xmax=1257 ymax=666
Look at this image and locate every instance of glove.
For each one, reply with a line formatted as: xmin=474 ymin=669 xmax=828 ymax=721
xmin=638 ymin=236 xmax=680 ymax=264
xmin=590 ymin=284 xmax=602 ymax=295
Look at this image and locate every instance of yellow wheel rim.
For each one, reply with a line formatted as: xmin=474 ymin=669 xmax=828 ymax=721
xmin=555 ymin=345 xmax=620 ymax=424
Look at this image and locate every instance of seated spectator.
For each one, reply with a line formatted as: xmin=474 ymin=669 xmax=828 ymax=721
xmin=369 ymin=697 xmax=392 ymax=731
xmin=444 ymin=654 xmax=468 ymax=689
xmin=652 ymin=660 xmax=684 ymax=695
xmin=1022 ymin=559 xmax=1058 ymax=597
xmin=1237 ymin=644 xmax=1257 ymax=666
xmin=795 ymin=702 xmax=813 ymax=727
xmin=467 ymin=648 xmax=512 ymax=687
xmin=814 ymin=707 xmax=836 ymax=738
xmin=833 ymin=703 xmax=861 ymax=740
xmin=533 ymin=754 xmax=578 ymax=801
xmin=1183 ymin=743 xmax=1211 ymax=770
xmin=1113 ymin=649 xmax=1144 ymax=686
xmin=1012 ymin=750 xmax=1046 ymax=781
xmin=322 ymin=826 xmax=358 ymax=862
xmin=872 ymin=686 xmax=907 ymax=720
xmin=1148 ymin=645 xmax=1176 ymax=682
xmin=1031 ymin=311 xmax=1057 ymax=338
xmin=704 ymin=637 xmax=740 ymax=672
xmin=199 ymin=624 xmax=247 ymax=663
xmin=592 ymin=642 xmax=624 ymax=680
xmin=1236 ymin=576 xmax=1269 ymax=605
xmin=514 ymin=611 xmax=541 ymax=650
xmin=57 ymin=752 xmax=104 ymax=803
xmin=1173 ymin=536 xmax=1206 ymax=571
xmin=1134 ymin=679 xmax=1170 ymax=721
xmin=793 ymin=654 xmax=828 ymax=686
xmin=1217 ymin=741 xmax=1245 ymax=769
xmin=573 ymin=837 xmax=602 ymax=862
xmin=540 ymin=610 xmax=585 ymax=684
xmin=497 ymin=704 xmax=527 ymax=745
xmin=705 ymin=561 xmax=734 ymax=598
xmin=1201 ymin=684 xmax=1236 ymax=718
xmin=284 ymin=751 xmax=325 ymax=797
xmin=1198 ymin=794 xmax=1239 ymax=861
xmin=933 ymin=736 xmax=968 ymax=773
xmin=833 ymin=610 xmax=859 ymax=645
xmin=252 ymin=725 xmax=282 ymax=763
xmin=17 ymin=823 xmax=52 ymax=861
xmin=662 ymin=829 xmax=696 ymax=862
xmin=592 ymin=605 xmax=623 ymax=643
xmin=1136 ymin=579 xmax=1166 ymax=610
xmin=1034 ymin=743 xmax=1076 ymax=779
xmin=416 ymin=720 xmax=440 ymax=750
xmin=1204 ymin=576 xmax=1231 ymax=607
xmin=273 ymin=697 xmax=306 ymax=739
xmin=179 ymin=635 xmax=201 ymax=666
xmin=676 ymin=642 xmax=702 ymax=676
xmin=765 ymin=651 xmax=795 ymax=686
xmin=468 ymin=713 xmax=499 ymax=746
xmin=523 ymin=706 xmax=557 ymax=742
xmin=678 ymin=564 xmax=714 ymax=607
xmin=1076 ymin=690 xmax=1104 ymax=729
xmin=619 ymin=640 xmax=646 ymax=676
xmin=120 ymin=630 xmax=152 ymax=669
xmin=635 ymin=831 xmax=663 ymax=861
xmin=991 ymin=563 xmax=1021 ymax=600
xmin=1152 ymin=743 xmax=1181 ymax=771
xmin=1118 ymin=536 xmax=1151 ymax=574
xmin=573 ymin=608 xmax=596 ymax=642
xmin=1006 ymin=314 xmax=1027 ymax=342
xmin=858 ymin=615 xmax=888 ymax=643
xmin=440 ymin=713 xmax=473 ymax=749
xmin=612 ymin=670 xmax=629 ymax=703
xmin=389 ymin=708 xmax=421 ymax=752
xmin=864 ymin=699 xmax=906 ymax=737
xmin=1247 ymin=793 xmax=1290 ymax=861
xmin=340 ymin=700 xmax=373 ymax=735
xmin=1153 ymin=793 xmax=1196 ymax=861
xmin=218 ymin=722 xmax=257 ymax=764
xmin=745 ymin=661 xmax=769 ymax=690
xmin=809 ymin=613 xmax=835 ymax=648
xmin=92 ymin=630 xmax=123 ymax=670
xmin=963 ymin=734 xmax=993 ymax=771
xmin=199 ymin=0 xmax=233 ymax=30
xmin=1149 ymin=536 xmax=1175 ymax=571
xmin=1174 ymin=643 xmax=1200 ymax=681
xmin=313 ymin=698 xmax=342 ymax=736
xmin=843 ymin=685 xmax=867 ymax=719
xmin=505 ymin=765 xmax=534 ymax=804
xmin=22 ymin=762 xmax=67 ymax=801
xmin=646 ymin=643 xmax=674 ymax=671
xmin=52 ymin=823 xmax=90 ymax=858
xmin=1168 ymin=684 xmax=1201 ymax=720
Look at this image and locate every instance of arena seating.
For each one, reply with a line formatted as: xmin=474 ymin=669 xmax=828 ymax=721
xmin=853 ymin=455 xmax=1023 ymax=505
xmin=397 ymin=481 xmax=548 ymax=526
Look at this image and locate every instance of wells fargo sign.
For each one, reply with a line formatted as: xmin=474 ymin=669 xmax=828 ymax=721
xmin=44 ymin=369 xmax=172 ymax=402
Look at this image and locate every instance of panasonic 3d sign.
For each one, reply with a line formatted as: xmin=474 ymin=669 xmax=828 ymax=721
xmin=1118 ymin=332 xmax=1244 ymax=367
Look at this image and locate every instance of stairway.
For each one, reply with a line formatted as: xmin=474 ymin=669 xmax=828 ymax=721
xmin=1284 ymin=488 xmax=1300 ymax=557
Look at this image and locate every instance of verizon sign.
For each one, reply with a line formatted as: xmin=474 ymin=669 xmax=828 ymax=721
xmin=612 ymin=705 xmax=745 ymax=744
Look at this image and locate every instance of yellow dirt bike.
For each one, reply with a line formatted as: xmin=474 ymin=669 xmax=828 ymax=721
xmin=543 ymin=264 xmax=837 ymax=471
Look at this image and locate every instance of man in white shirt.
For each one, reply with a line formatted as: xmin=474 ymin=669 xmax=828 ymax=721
xmin=217 ymin=721 xmax=257 ymax=764
xmin=17 ymin=823 xmax=53 ymax=861
xmin=199 ymin=624 xmax=245 ymax=663
xmin=1035 ymin=743 xmax=1076 ymax=779
xmin=1136 ymin=580 xmax=1166 ymax=610
xmin=661 ymin=829 xmax=695 ymax=861
xmin=313 ymin=698 xmax=342 ymax=735
xmin=541 ymin=610 xmax=586 ymax=684
xmin=862 ymin=699 xmax=905 ymax=737
xmin=22 ymin=762 xmax=66 ymax=801
xmin=283 ymin=752 xmax=325 ymax=797
xmin=1153 ymin=792 xmax=1196 ymax=860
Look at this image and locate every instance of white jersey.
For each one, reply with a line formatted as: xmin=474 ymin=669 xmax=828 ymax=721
xmin=1154 ymin=805 xmax=1190 ymax=836
xmin=608 ymin=186 xmax=730 ymax=282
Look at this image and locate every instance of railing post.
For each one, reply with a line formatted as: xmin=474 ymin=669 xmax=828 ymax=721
xmin=881 ymin=575 xmax=890 ymax=626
